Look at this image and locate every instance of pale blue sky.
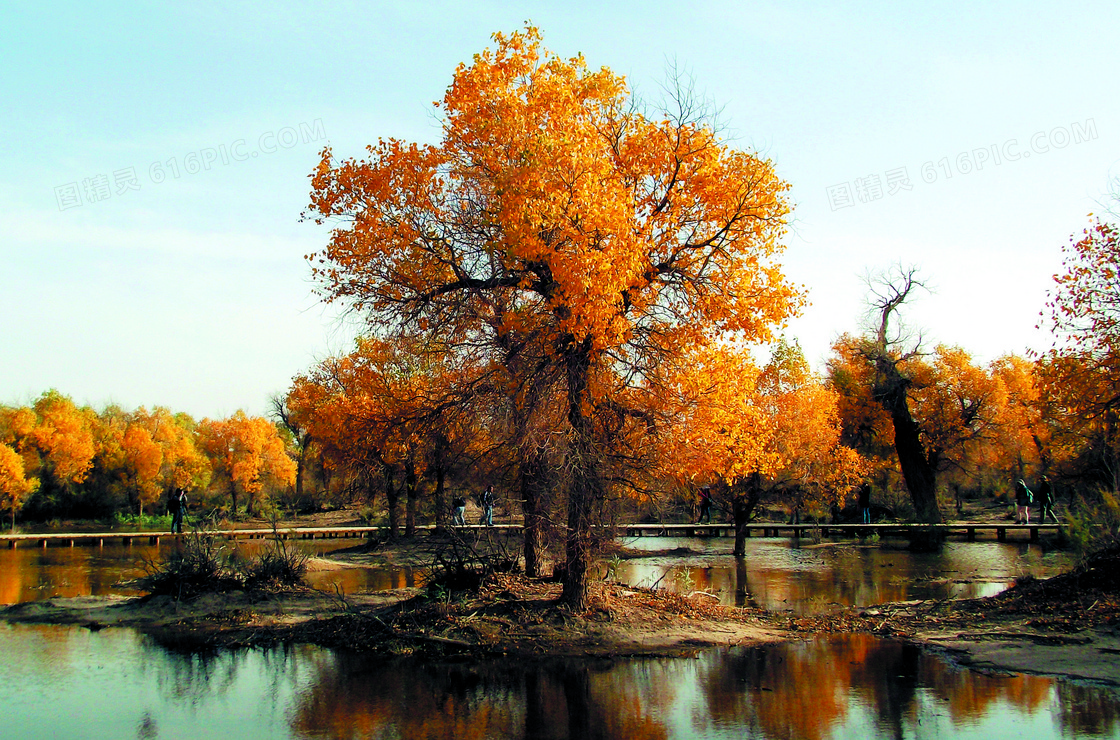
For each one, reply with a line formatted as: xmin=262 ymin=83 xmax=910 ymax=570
xmin=2 ymin=1 xmax=1117 ymax=419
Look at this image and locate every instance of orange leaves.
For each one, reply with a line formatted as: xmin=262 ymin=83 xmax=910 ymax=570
xmin=0 ymin=443 xmax=34 ymax=527
xmin=198 ymin=412 xmax=295 ymax=507
xmin=27 ymin=391 xmax=96 ymax=486
xmin=1048 ymin=218 xmax=1120 ymax=357
xmin=305 ymin=26 xmax=801 ymax=357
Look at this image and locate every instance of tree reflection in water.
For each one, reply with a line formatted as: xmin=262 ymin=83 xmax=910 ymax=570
xmin=1 ymin=624 xmax=1117 ymax=739
xmin=283 ymin=636 xmax=1119 ymax=740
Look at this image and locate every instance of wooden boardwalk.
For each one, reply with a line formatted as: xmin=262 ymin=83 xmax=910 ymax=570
xmin=0 ymin=521 xmax=1064 ymax=548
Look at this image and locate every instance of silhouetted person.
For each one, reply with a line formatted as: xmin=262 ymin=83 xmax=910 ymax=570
xmin=169 ymin=488 xmax=187 ymax=533
xmin=480 ymin=484 xmax=495 ymax=526
xmin=696 ymin=486 xmax=712 ymax=524
xmin=1038 ymin=475 xmax=1058 ymax=523
xmin=858 ymin=483 xmax=872 ymax=524
xmin=452 ymin=495 xmax=467 ymax=526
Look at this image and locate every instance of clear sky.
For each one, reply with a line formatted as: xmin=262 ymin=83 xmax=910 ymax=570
xmin=2 ymin=1 xmax=1117 ymax=420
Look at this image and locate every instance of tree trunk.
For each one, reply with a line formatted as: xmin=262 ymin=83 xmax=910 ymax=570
xmin=433 ymin=464 xmax=446 ymax=528
xmin=732 ymin=473 xmax=761 ymax=557
xmin=295 ymin=436 xmax=309 ymax=507
xmin=889 ymin=411 xmax=941 ymax=523
xmin=521 ymin=445 xmax=548 ymax=578
xmin=405 ymin=456 xmax=418 ymax=537
xmin=383 ymin=464 xmax=400 ymax=539
xmin=875 ymin=358 xmax=942 ymax=524
xmin=561 ymin=341 xmax=598 ymax=610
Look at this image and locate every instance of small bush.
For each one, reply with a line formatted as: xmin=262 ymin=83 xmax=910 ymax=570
xmin=1065 ymin=490 xmax=1120 ymax=557
xmin=138 ymin=531 xmax=242 ymax=600
xmin=139 ymin=528 xmax=310 ymax=600
xmin=112 ymin=512 xmax=173 ymax=530
xmin=421 ymin=527 xmax=519 ymax=598
xmin=242 ymin=538 xmax=310 ymax=591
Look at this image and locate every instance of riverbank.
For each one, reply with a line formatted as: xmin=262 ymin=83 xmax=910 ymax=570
xmin=0 ymin=575 xmax=786 ymax=658
xmin=784 ymin=545 xmax=1120 ymax=686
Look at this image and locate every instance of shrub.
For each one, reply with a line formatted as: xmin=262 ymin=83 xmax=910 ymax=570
xmin=242 ymin=537 xmax=310 ymax=591
xmin=138 ymin=531 xmax=242 ymax=600
xmin=1065 ymin=490 xmax=1120 ymax=557
xmin=139 ymin=527 xmax=310 ymax=600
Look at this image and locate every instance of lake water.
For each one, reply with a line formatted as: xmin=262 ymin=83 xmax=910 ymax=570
xmin=0 ymin=535 xmax=1073 ymax=615
xmin=0 ymin=624 xmax=1117 ymax=739
xmin=1 ymin=535 xmax=1113 ymax=739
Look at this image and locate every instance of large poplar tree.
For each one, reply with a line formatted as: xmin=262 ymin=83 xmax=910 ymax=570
xmin=304 ymin=27 xmax=800 ymax=608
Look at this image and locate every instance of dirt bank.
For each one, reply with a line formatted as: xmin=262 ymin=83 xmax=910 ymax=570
xmin=781 ymin=546 xmax=1120 ymax=686
xmin=0 ymin=575 xmax=785 ymax=658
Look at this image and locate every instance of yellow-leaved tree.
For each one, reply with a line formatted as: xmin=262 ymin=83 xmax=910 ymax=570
xmin=0 ymin=442 xmax=35 ymax=531
xmin=304 ymin=27 xmax=801 ymax=607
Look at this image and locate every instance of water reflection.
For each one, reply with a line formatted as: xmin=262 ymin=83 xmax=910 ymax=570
xmin=0 ymin=536 xmax=1076 ymax=620
xmin=1 ymin=624 xmax=1115 ymax=739
xmin=0 ymin=539 xmax=404 ymax=604
xmin=615 ymin=538 xmax=1073 ymax=614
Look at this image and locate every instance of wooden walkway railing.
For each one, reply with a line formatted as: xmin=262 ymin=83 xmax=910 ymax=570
xmin=0 ymin=521 xmax=1064 ymax=548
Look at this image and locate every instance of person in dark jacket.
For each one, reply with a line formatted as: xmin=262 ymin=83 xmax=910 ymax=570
xmin=1037 ymin=475 xmax=1058 ymax=523
xmin=858 ymin=483 xmax=872 ymax=524
xmin=480 ymin=485 xmax=495 ymax=526
xmin=695 ymin=486 xmax=712 ymax=524
xmin=169 ymin=488 xmax=187 ymax=534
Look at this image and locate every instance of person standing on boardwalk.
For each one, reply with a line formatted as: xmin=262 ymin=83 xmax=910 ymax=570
xmin=480 ymin=484 xmax=495 ymax=526
xmin=858 ymin=483 xmax=872 ymax=524
xmin=1014 ymin=479 xmax=1033 ymax=524
xmin=168 ymin=488 xmax=187 ymax=534
xmin=452 ymin=494 xmax=467 ymax=526
xmin=696 ymin=486 xmax=712 ymax=524
xmin=1038 ymin=475 xmax=1059 ymax=523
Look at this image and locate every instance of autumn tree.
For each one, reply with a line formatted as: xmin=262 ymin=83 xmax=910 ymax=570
xmin=0 ymin=443 xmax=34 ymax=530
xmin=290 ymin=335 xmax=482 ymax=537
xmin=304 ymin=27 xmax=800 ymax=607
xmin=198 ymin=412 xmax=296 ymax=518
xmin=1041 ymin=217 xmax=1120 ymax=491
xmin=271 ymin=393 xmax=315 ymax=511
xmin=829 ymin=268 xmax=945 ymax=523
xmin=122 ymin=422 xmax=162 ymax=515
xmin=830 ymin=272 xmax=1012 ymax=524
xmin=0 ymin=391 xmax=97 ymax=517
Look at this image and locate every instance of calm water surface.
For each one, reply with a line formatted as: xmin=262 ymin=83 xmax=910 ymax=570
xmin=0 ymin=624 xmax=1116 ymax=740
xmin=0 ymin=535 xmax=1073 ymax=615
xmin=615 ymin=536 xmax=1073 ymax=613
xmin=1 ymin=534 xmax=1103 ymax=739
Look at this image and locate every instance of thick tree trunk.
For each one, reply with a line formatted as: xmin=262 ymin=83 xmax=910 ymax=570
xmin=521 ymin=446 xmax=548 ymax=578
xmin=732 ymin=472 xmax=761 ymax=557
xmin=561 ymin=341 xmax=598 ymax=610
xmin=889 ymin=411 xmax=941 ymax=523
xmin=875 ymin=358 xmax=942 ymax=524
